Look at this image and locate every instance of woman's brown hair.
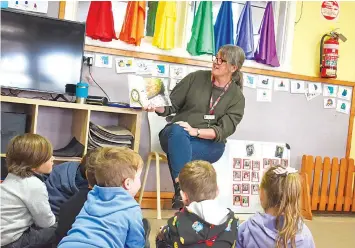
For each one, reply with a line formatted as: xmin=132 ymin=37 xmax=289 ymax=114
xmin=260 ymin=166 xmax=302 ymax=248
xmin=6 ymin=133 xmax=53 ymax=178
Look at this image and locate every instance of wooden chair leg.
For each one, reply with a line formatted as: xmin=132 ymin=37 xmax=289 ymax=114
xmin=139 ymin=154 xmax=152 ymax=205
xmin=155 ymin=152 xmax=161 ymax=220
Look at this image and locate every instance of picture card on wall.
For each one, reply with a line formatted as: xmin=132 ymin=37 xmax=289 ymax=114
xmin=243 ymin=74 xmax=258 ymax=89
xmin=323 ymin=84 xmax=338 ymax=97
xmin=308 ymin=82 xmax=322 ymax=94
xmin=169 ymin=78 xmax=181 ymax=91
xmin=94 ymin=54 xmax=113 ymax=68
xmin=257 ymin=89 xmax=272 ymax=102
xmin=290 ymin=80 xmax=306 ymax=94
xmin=324 ymin=98 xmax=336 ymax=109
xmin=257 ymin=76 xmax=273 ymax=89
xmin=153 ymin=63 xmax=170 ymax=77
xmin=305 ymin=92 xmax=321 ymax=101
xmin=274 ymin=78 xmax=290 ymax=92
xmin=336 ymin=100 xmax=351 ymax=114
xmin=135 ymin=59 xmax=153 ymax=75
xmin=337 ymin=86 xmax=352 ymax=101
xmin=170 ymin=65 xmax=187 ymax=79
xmin=115 ymin=57 xmax=136 ymax=73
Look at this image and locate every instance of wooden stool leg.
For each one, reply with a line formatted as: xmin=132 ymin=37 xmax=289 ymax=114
xmin=139 ymin=154 xmax=152 ymax=205
xmin=155 ymin=152 xmax=161 ymax=220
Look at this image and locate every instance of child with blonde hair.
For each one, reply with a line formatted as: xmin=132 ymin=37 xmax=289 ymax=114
xmin=1 ymin=134 xmax=56 ymax=248
xmin=58 ymin=147 xmax=147 ymax=248
xmin=157 ymin=160 xmax=239 ymax=247
xmin=237 ymin=166 xmax=315 ymax=248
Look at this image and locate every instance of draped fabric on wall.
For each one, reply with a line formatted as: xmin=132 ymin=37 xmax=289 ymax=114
xmin=174 ymin=1 xmax=189 ymax=48
xmin=254 ymin=2 xmax=280 ymax=67
xmin=187 ymin=1 xmax=215 ymax=56
xmin=146 ymin=1 xmax=158 ymax=37
xmin=152 ymin=1 xmax=177 ymax=50
xmin=86 ymin=1 xmax=117 ymax=42
xmin=235 ymin=1 xmax=254 ymax=59
xmin=119 ymin=1 xmax=146 ymax=46
xmin=214 ymin=1 xmax=234 ymax=52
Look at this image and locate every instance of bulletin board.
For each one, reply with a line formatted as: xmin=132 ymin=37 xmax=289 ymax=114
xmin=213 ymin=139 xmax=291 ymax=214
xmin=231 ymin=86 xmax=351 ymax=168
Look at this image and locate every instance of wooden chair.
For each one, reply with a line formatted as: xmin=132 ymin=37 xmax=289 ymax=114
xmin=138 ymin=112 xmax=169 ymax=219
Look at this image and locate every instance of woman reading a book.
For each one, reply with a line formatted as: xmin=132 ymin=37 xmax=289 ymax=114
xmin=144 ymin=45 xmax=246 ymax=209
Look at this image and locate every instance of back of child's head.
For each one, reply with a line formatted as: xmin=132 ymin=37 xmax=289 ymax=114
xmin=179 ymin=160 xmax=218 ymax=203
xmin=87 ymin=147 xmax=143 ymax=187
xmin=6 ymin=133 xmax=53 ymax=178
xmin=260 ymin=166 xmax=302 ymax=248
xmin=81 ymin=149 xmax=97 ymax=187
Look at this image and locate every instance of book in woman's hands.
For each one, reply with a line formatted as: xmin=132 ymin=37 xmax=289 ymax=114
xmin=128 ymin=74 xmax=171 ymax=108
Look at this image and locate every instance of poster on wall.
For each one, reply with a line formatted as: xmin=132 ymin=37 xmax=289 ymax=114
xmin=135 ymin=59 xmax=153 ymax=75
xmin=323 ymin=84 xmax=338 ymax=97
xmin=115 ymin=57 xmax=136 ymax=73
xmin=337 ymin=86 xmax=352 ymax=101
xmin=243 ymin=74 xmax=258 ymax=89
xmin=336 ymin=99 xmax=350 ymax=114
xmin=223 ymin=140 xmax=291 ymax=214
xmin=274 ymin=78 xmax=290 ymax=92
xmin=308 ymin=83 xmax=322 ymax=94
xmin=153 ymin=63 xmax=170 ymax=77
xmin=170 ymin=65 xmax=187 ymax=79
xmin=8 ymin=1 xmax=48 ymax=13
xmin=256 ymin=89 xmax=272 ymax=102
xmin=321 ymin=1 xmax=339 ymax=21
xmin=257 ymin=76 xmax=273 ymax=90
xmin=324 ymin=98 xmax=336 ymax=108
xmin=94 ymin=54 xmax=113 ymax=68
xmin=290 ymin=80 xmax=306 ymax=94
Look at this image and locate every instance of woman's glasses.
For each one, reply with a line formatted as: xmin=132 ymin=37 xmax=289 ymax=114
xmin=212 ymin=55 xmax=227 ymax=65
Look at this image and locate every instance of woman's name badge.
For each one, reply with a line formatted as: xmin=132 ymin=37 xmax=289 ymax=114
xmin=204 ymin=115 xmax=215 ymax=120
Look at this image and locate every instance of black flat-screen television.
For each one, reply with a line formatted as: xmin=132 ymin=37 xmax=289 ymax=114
xmin=1 ymin=10 xmax=85 ymax=94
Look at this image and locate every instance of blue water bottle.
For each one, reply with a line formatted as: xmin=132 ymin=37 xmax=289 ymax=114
xmin=76 ymin=82 xmax=89 ymax=104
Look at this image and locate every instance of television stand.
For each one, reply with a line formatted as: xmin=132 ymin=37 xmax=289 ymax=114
xmin=52 ymin=94 xmax=70 ymax=102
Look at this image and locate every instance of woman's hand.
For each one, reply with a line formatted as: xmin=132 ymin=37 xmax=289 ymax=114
xmin=176 ymin=121 xmax=198 ymax=136
xmin=143 ymin=103 xmax=165 ymax=113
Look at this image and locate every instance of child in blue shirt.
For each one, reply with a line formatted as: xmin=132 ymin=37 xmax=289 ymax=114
xmin=58 ymin=147 xmax=146 ymax=248
xmin=237 ymin=166 xmax=315 ymax=248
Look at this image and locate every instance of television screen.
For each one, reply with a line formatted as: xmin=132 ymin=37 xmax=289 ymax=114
xmin=0 ymin=10 xmax=85 ymax=94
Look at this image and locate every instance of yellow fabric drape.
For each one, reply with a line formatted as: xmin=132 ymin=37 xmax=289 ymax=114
xmin=175 ymin=1 xmax=189 ymax=48
xmin=152 ymin=1 xmax=177 ymax=50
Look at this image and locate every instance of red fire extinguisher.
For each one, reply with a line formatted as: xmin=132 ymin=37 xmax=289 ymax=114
xmin=320 ymin=30 xmax=347 ymax=78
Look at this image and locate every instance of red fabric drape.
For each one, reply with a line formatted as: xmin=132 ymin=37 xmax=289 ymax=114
xmin=86 ymin=1 xmax=117 ymax=42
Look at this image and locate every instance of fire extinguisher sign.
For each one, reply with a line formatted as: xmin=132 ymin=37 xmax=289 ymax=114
xmin=321 ymin=1 xmax=339 ymax=20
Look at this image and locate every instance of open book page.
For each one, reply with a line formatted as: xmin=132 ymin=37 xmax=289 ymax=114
xmin=128 ymin=74 xmax=171 ymax=108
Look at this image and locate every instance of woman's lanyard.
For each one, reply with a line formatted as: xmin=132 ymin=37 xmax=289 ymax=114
xmin=206 ymin=81 xmax=231 ymax=127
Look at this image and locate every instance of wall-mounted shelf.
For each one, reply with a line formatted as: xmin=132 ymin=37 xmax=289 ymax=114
xmin=0 ymin=96 xmax=142 ymax=160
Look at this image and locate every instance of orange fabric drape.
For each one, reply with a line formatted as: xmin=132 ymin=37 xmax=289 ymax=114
xmin=86 ymin=1 xmax=117 ymax=42
xmin=119 ymin=1 xmax=146 ymax=46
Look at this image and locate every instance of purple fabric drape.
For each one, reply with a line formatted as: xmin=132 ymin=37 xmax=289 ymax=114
xmin=235 ymin=2 xmax=254 ymax=59
xmin=254 ymin=2 xmax=280 ymax=67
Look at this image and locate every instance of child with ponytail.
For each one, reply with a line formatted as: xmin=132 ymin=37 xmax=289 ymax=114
xmin=237 ymin=166 xmax=315 ymax=248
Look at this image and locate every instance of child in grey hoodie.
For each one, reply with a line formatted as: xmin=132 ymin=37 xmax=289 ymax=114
xmin=237 ymin=166 xmax=315 ymax=248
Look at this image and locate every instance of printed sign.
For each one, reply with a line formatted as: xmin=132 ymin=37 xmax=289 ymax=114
xmin=321 ymin=1 xmax=339 ymax=20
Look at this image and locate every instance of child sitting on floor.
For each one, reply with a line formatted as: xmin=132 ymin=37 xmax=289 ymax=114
xmin=45 ymin=153 xmax=89 ymax=216
xmin=237 ymin=166 xmax=315 ymax=248
xmin=58 ymin=147 xmax=147 ymax=248
xmin=1 ymin=134 xmax=57 ymax=248
xmin=157 ymin=160 xmax=239 ymax=247
xmin=55 ymin=150 xmax=97 ymax=244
